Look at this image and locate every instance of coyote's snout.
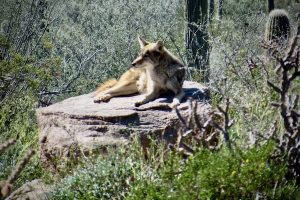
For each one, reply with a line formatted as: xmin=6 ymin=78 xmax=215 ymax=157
xmin=94 ymin=36 xmax=185 ymax=107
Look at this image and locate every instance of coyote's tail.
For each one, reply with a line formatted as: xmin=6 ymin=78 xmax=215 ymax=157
xmin=96 ymin=79 xmax=118 ymax=93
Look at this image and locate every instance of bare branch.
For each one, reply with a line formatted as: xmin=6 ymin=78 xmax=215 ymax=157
xmin=0 ymin=139 xmax=16 ymax=153
xmin=267 ymin=80 xmax=282 ymax=93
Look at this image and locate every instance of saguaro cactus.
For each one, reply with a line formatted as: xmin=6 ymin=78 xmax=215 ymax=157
xmin=185 ymin=0 xmax=209 ymax=82
xmin=265 ymin=9 xmax=291 ymax=43
xmin=208 ymin=0 xmax=215 ymax=23
xmin=267 ymin=0 xmax=275 ymax=13
xmin=217 ymin=0 xmax=223 ymax=22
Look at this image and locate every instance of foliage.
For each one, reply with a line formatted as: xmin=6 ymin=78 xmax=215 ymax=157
xmin=0 ymin=0 xmax=59 ymax=191
xmin=127 ymin=143 xmax=297 ymax=200
xmin=49 ymin=140 xmax=146 ymax=200
xmin=0 ymin=147 xmax=35 ymax=199
xmin=50 ymin=156 xmax=132 ymax=199
xmin=49 ymin=139 xmax=297 ymax=200
xmin=0 ymin=94 xmax=50 ymax=189
xmin=46 ymin=0 xmax=186 ymax=102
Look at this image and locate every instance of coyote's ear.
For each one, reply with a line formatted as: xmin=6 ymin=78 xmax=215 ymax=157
xmin=156 ymin=40 xmax=164 ymax=51
xmin=138 ymin=36 xmax=149 ymax=48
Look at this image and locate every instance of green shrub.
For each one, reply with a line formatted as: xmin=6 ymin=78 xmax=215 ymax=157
xmin=127 ymin=143 xmax=297 ymax=200
xmin=50 ymin=150 xmax=139 ymax=200
xmin=0 ymin=94 xmax=48 ymax=188
xmin=0 ymin=37 xmax=56 ymax=189
xmin=49 ymin=137 xmax=166 ymax=199
xmin=49 ymin=142 xmax=298 ymax=200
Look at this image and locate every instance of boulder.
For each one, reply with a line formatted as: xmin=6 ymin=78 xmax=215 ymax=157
xmin=5 ymin=179 xmax=51 ymax=200
xmin=36 ymin=81 xmax=211 ymax=171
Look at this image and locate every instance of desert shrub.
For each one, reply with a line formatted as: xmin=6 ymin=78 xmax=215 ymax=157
xmin=208 ymin=3 xmax=274 ymax=148
xmin=0 ymin=49 xmax=53 ymax=187
xmin=127 ymin=142 xmax=297 ymax=200
xmin=49 ymin=135 xmax=172 ymax=200
xmin=50 ymin=137 xmax=298 ymax=200
xmin=208 ymin=1 xmax=298 ymax=147
xmin=46 ymin=0 xmax=186 ymax=102
xmin=50 ymin=156 xmax=133 ymax=199
xmin=0 ymin=0 xmax=60 ymax=189
xmin=0 ymin=41 xmax=55 ymax=188
xmin=49 ymin=140 xmax=144 ymax=200
xmin=0 ymin=94 xmax=49 ymax=188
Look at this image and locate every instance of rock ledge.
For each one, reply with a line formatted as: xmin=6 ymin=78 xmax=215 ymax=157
xmin=36 ymin=81 xmax=211 ymax=169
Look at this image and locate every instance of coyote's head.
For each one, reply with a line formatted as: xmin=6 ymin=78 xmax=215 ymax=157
xmin=131 ymin=36 xmax=164 ymax=68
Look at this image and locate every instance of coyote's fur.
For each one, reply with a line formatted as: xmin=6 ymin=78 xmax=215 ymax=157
xmin=94 ymin=36 xmax=185 ymax=107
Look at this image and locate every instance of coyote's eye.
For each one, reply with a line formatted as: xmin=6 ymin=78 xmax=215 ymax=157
xmin=144 ymin=52 xmax=150 ymax=58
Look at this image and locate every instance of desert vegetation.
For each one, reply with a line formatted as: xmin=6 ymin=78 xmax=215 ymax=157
xmin=1 ymin=0 xmax=300 ymax=199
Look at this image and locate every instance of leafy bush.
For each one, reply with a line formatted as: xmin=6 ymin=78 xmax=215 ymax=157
xmin=50 ymin=142 xmax=298 ymax=199
xmin=127 ymin=143 xmax=297 ymax=200
xmin=50 ymin=145 xmax=141 ymax=200
xmin=0 ymin=93 xmax=49 ymax=188
xmin=0 ymin=0 xmax=59 ymax=189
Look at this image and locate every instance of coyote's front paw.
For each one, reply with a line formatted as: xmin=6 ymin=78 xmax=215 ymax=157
xmin=93 ymin=94 xmax=111 ymax=103
xmin=169 ymin=102 xmax=180 ymax=109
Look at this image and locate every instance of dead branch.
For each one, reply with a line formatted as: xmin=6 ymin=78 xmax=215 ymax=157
xmin=168 ymin=97 xmax=234 ymax=156
xmin=0 ymin=139 xmax=16 ymax=153
xmin=262 ymin=22 xmax=300 ymax=184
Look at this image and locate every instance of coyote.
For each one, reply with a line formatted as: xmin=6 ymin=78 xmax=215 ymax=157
xmin=94 ymin=36 xmax=185 ymax=107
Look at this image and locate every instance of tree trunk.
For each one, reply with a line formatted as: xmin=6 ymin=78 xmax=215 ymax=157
xmin=217 ymin=0 xmax=223 ymax=22
xmin=208 ymin=0 xmax=214 ymax=23
xmin=185 ymin=0 xmax=209 ymax=82
xmin=267 ymin=0 xmax=275 ymax=13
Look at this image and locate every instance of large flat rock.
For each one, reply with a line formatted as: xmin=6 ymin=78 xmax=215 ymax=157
xmin=36 ymin=81 xmax=211 ymax=170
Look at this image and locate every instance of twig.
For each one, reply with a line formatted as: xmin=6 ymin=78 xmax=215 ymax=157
xmin=0 ymin=139 xmax=16 ymax=153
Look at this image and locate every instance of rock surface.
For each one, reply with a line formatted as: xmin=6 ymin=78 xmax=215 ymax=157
xmin=36 ymin=81 xmax=211 ymax=170
xmin=5 ymin=180 xmax=51 ymax=200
